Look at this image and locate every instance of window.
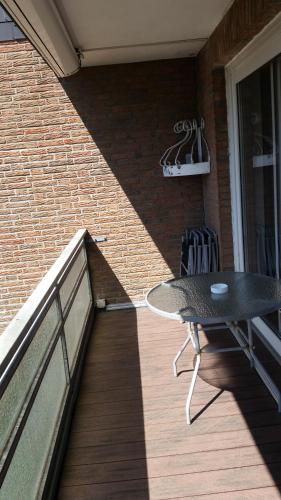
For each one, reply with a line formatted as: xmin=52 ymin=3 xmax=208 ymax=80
xmin=0 ymin=6 xmax=25 ymax=41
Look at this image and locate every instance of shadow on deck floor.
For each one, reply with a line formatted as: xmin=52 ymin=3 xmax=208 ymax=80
xmin=57 ymin=308 xmax=281 ymax=499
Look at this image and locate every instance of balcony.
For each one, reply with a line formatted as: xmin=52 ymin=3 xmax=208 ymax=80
xmin=1 ymin=230 xmax=281 ymax=499
xmin=1 ymin=1 xmax=281 ymax=498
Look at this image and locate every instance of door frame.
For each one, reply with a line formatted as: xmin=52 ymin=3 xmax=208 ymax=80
xmin=226 ymin=11 xmax=281 ymax=270
xmin=225 ymin=12 xmax=281 ymax=359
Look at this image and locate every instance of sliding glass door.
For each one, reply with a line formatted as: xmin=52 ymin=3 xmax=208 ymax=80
xmin=237 ymin=56 xmax=281 ymax=337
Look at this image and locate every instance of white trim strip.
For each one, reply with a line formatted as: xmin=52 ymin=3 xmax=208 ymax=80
xmin=106 ymin=300 xmax=147 ymax=311
xmin=226 ymin=12 xmax=281 ymax=81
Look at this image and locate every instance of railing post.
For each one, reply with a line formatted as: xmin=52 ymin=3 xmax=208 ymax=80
xmin=84 ymin=239 xmax=94 ymax=307
xmin=55 ymin=286 xmax=71 ymax=386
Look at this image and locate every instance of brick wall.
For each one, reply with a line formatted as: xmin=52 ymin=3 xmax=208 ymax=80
xmin=0 ymin=41 xmax=203 ymax=332
xmin=197 ymin=0 xmax=281 ymax=270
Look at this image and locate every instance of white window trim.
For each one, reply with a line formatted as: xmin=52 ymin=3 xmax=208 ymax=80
xmin=225 ymin=12 xmax=281 ymax=355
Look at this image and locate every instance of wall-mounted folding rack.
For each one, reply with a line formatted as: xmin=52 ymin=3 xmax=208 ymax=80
xmin=160 ymin=118 xmax=210 ymax=177
xmin=252 ymin=132 xmax=273 ymax=168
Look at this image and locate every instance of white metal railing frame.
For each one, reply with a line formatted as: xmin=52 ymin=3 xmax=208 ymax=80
xmin=0 ymin=228 xmax=94 ymax=496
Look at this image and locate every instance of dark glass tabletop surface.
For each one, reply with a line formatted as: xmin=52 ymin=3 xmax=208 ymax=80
xmin=146 ymin=272 xmax=281 ymax=324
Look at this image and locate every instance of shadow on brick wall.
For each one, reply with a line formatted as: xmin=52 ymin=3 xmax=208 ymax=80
xmin=60 ymin=59 xmax=203 ymax=304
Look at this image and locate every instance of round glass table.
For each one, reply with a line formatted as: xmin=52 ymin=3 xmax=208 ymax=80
xmin=146 ymin=272 xmax=281 ymax=424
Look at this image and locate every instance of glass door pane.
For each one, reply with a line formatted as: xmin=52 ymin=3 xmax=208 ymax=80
xmin=237 ymin=61 xmax=280 ymax=336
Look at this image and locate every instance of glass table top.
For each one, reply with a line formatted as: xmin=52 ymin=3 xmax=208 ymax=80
xmin=146 ymin=272 xmax=281 ymax=324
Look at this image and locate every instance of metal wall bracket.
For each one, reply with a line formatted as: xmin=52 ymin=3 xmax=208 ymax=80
xmin=87 ymin=235 xmax=107 ymax=243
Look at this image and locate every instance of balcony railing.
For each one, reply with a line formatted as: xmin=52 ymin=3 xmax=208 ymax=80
xmin=0 ymin=229 xmax=94 ymax=499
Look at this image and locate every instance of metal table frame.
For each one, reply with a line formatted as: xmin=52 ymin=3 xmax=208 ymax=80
xmin=173 ymin=320 xmax=256 ymax=424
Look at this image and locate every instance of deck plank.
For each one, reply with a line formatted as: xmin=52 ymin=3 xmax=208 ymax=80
xmin=57 ymin=308 xmax=281 ymax=499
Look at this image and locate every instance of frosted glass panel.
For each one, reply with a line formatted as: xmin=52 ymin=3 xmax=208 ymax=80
xmin=60 ymin=247 xmax=87 ymax=312
xmin=64 ymin=271 xmax=91 ymax=370
xmin=0 ymin=341 xmax=67 ymax=500
xmin=0 ymin=299 xmax=60 ymax=454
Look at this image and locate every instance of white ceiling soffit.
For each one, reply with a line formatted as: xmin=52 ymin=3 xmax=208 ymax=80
xmin=1 ymin=0 xmax=79 ymax=76
xmin=2 ymin=0 xmax=234 ymax=75
xmin=55 ymin=0 xmax=234 ymax=67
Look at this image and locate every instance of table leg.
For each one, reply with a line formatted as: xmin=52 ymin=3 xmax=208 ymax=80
xmin=186 ymin=323 xmax=201 ymax=425
xmin=173 ymin=322 xmax=191 ymax=377
xmin=247 ymin=319 xmax=254 ymax=368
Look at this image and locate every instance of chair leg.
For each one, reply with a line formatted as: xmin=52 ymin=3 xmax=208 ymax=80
xmin=173 ymin=325 xmax=191 ymax=377
xmin=186 ymin=353 xmax=201 ymax=425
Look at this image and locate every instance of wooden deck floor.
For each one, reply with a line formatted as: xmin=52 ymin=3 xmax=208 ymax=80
xmin=57 ymin=308 xmax=281 ymax=499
